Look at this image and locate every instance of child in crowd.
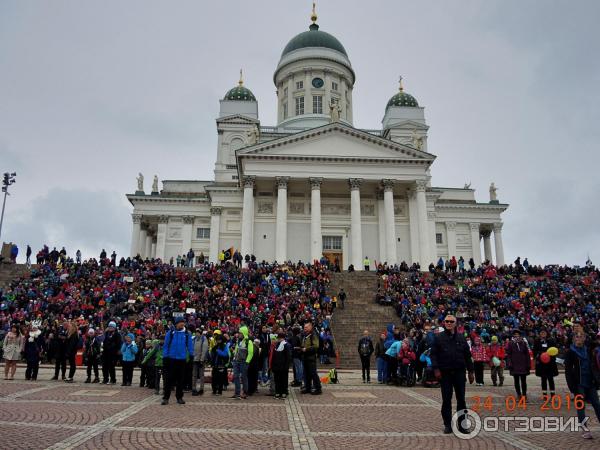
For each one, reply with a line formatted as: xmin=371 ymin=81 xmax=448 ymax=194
xmin=120 ymin=333 xmax=138 ymax=386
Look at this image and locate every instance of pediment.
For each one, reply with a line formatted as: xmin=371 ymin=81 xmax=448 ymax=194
xmin=237 ymin=123 xmax=435 ymax=161
xmin=216 ymin=114 xmax=260 ymax=125
xmin=386 ymin=120 xmax=429 ymax=130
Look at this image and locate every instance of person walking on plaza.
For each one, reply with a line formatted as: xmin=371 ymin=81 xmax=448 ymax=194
xmin=162 ymin=317 xmax=194 ymax=405
xmin=51 ymin=321 xmax=68 ymax=380
xmin=430 ymin=314 xmax=474 ymax=434
xmin=230 ymin=325 xmax=254 ymax=400
xmin=533 ymin=329 xmax=558 ymax=399
xmin=64 ymin=322 xmax=79 ymax=383
xmin=358 ymin=329 xmax=374 ymax=383
xmin=374 ymin=331 xmax=387 ymax=383
xmin=488 ymin=336 xmax=505 ymax=386
xmin=506 ymin=329 xmax=530 ymax=401
xmin=564 ymin=332 xmax=600 ymax=440
xmin=84 ymin=329 xmax=101 ymax=383
xmin=120 ymin=333 xmax=138 ymax=386
xmin=471 ymin=335 xmax=489 ymax=386
xmin=24 ymin=324 xmax=44 ymax=381
xmin=301 ymin=322 xmax=322 ymax=395
xmin=3 ymin=324 xmax=24 ymax=380
xmin=102 ymin=321 xmax=122 ymax=384
xmin=211 ymin=331 xmax=230 ymax=396
xmin=290 ymin=326 xmax=304 ymax=387
xmin=192 ymin=328 xmax=209 ymax=396
xmin=270 ymin=331 xmax=292 ymax=399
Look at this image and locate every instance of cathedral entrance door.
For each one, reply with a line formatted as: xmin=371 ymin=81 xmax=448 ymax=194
xmin=322 ymin=235 xmax=343 ymax=268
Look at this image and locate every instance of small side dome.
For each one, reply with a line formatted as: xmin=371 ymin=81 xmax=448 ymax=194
xmin=386 ymin=77 xmax=419 ymax=108
xmin=224 ymin=70 xmax=256 ymax=101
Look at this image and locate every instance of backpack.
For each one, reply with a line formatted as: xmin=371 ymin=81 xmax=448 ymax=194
xmin=328 ymin=368 xmax=339 ymax=384
xmin=359 ymin=338 xmax=371 ymax=356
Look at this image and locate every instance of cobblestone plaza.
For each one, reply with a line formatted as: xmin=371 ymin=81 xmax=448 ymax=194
xmin=1 ymin=367 xmax=598 ymax=449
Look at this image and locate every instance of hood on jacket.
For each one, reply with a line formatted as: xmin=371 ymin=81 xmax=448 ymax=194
xmin=239 ymin=325 xmax=249 ymax=340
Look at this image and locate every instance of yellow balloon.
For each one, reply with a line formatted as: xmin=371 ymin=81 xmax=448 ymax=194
xmin=547 ymin=347 xmax=559 ymax=357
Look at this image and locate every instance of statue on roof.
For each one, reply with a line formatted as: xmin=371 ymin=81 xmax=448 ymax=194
xmin=329 ymin=101 xmax=341 ymax=122
xmin=489 ymin=182 xmax=498 ymax=202
xmin=411 ymin=129 xmax=423 ymax=150
xmin=246 ymin=126 xmax=259 ymax=145
xmin=152 ymin=175 xmax=159 ymax=194
xmin=136 ymin=173 xmax=144 ymax=192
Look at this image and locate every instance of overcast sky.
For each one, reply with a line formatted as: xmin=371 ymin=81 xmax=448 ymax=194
xmin=1 ymin=0 xmax=598 ymax=265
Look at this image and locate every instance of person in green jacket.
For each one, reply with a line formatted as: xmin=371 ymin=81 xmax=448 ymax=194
xmin=230 ymin=325 xmax=254 ymax=399
xmin=142 ymin=338 xmax=164 ymax=395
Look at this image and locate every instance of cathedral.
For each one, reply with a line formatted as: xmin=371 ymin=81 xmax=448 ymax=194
xmin=127 ymin=7 xmax=508 ymax=269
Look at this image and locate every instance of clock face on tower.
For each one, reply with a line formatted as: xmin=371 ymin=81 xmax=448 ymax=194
xmin=312 ymin=77 xmax=324 ymax=88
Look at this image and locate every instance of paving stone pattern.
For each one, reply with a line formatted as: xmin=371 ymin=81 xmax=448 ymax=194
xmin=0 ymin=367 xmax=599 ymax=449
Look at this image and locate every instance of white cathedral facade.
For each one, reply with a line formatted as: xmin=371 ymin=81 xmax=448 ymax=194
xmin=127 ymin=11 xmax=508 ymax=270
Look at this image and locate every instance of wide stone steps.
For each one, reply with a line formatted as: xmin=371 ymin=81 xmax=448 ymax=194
xmin=327 ymin=271 xmax=399 ymax=369
xmin=0 ymin=263 xmax=32 ymax=289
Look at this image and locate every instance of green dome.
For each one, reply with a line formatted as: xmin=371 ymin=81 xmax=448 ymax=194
xmin=386 ymin=90 xmax=419 ymax=108
xmin=282 ymin=23 xmax=348 ymax=57
xmin=224 ymin=84 xmax=256 ymax=101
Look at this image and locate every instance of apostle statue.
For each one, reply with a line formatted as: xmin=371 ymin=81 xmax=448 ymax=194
xmin=329 ymin=101 xmax=340 ymax=122
xmin=246 ymin=126 xmax=259 ymax=145
xmin=152 ymin=175 xmax=159 ymax=194
xmin=136 ymin=173 xmax=144 ymax=192
xmin=411 ymin=129 xmax=423 ymax=150
xmin=489 ymin=182 xmax=498 ymax=202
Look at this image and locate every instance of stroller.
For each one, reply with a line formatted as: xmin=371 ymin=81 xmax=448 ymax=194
xmin=397 ymin=346 xmax=417 ymax=387
xmin=419 ymin=349 xmax=440 ymax=388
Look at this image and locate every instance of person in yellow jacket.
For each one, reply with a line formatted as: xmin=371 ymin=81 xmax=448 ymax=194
xmin=230 ymin=325 xmax=254 ymax=399
xmin=363 ymin=256 xmax=371 ymax=271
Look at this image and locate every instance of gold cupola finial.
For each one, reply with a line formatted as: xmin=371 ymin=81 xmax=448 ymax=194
xmin=311 ymin=2 xmax=318 ymax=24
xmin=398 ymin=75 xmax=404 ymax=92
xmin=239 ymin=68 xmax=244 ymax=86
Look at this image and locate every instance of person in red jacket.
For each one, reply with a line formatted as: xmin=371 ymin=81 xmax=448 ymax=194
xmin=488 ymin=336 xmax=505 ymax=386
xmin=398 ymin=340 xmax=416 ymax=383
xmin=471 ymin=335 xmax=489 ymax=386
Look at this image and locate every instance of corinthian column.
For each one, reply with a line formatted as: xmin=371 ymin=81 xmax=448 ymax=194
xmin=275 ymin=177 xmax=289 ymax=262
xmin=382 ymin=179 xmax=397 ymax=265
xmin=415 ymin=180 xmax=430 ymax=269
xmin=240 ymin=176 xmax=255 ymax=257
xmin=209 ymin=207 xmax=222 ymax=263
xmin=349 ymin=178 xmax=363 ymax=270
xmin=130 ymin=214 xmax=142 ymax=257
xmin=309 ymin=177 xmax=323 ymax=263
xmin=470 ymin=223 xmax=482 ymax=267
xmin=155 ymin=215 xmax=169 ymax=261
xmin=493 ymin=223 xmax=505 ymax=266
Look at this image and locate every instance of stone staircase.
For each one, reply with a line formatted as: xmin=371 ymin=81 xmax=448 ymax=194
xmin=0 ymin=263 xmax=32 ymax=289
xmin=328 ymin=271 xmax=398 ymax=369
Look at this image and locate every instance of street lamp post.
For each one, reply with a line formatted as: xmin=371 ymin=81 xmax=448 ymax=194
xmin=0 ymin=172 xmax=16 ymax=241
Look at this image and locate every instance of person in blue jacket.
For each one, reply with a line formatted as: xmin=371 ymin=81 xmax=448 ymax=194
xmin=120 ymin=333 xmax=138 ymax=386
xmin=162 ymin=316 xmax=194 ymax=405
xmin=385 ymin=333 xmax=402 ymax=384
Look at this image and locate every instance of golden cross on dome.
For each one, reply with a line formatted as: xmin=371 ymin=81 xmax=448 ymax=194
xmin=399 ymin=75 xmax=404 ymax=92
xmin=239 ymin=68 xmax=244 ymax=86
xmin=311 ymin=2 xmax=318 ymax=23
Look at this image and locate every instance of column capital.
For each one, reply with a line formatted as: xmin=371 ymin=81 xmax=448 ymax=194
xmin=445 ymin=221 xmax=456 ymax=231
xmin=481 ymin=229 xmax=492 ymax=238
xmin=182 ymin=215 xmax=195 ymax=224
xmin=210 ymin=207 xmax=222 ymax=216
xmin=493 ymin=222 xmax=503 ymax=232
xmin=469 ymin=222 xmax=480 ymax=231
xmin=276 ymin=177 xmax=289 ymax=189
xmin=415 ymin=180 xmax=427 ymax=192
xmin=382 ymin=179 xmax=395 ymax=192
xmin=242 ymin=176 xmax=256 ymax=188
xmin=132 ymin=213 xmax=142 ymax=224
xmin=157 ymin=215 xmax=169 ymax=224
xmin=309 ymin=177 xmax=323 ymax=190
xmin=348 ymin=178 xmax=363 ymax=190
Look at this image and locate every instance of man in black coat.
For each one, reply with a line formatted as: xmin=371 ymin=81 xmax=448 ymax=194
xmin=357 ymin=329 xmax=374 ymax=383
xmin=430 ymin=314 xmax=474 ymax=434
xmin=101 ymin=321 xmax=122 ymax=384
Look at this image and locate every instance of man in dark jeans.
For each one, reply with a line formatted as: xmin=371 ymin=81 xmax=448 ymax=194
xmin=51 ymin=322 xmax=68 ymax=380
xmin=430 ymin=314 xmax=474 ymax=434
xmin=357 ymin=329 xmax=374 ymax=383
xmin=101 ymin=321 xmax=122 ymax=384
xmin=338 ymin=288 xmax=346 ymax=309
xmin=300 ymin=322 xmax=322 ymax=395
xmin=162 ymin=317 xmax=194 ymax=405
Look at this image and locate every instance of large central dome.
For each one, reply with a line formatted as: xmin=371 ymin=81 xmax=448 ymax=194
xmin=281 ymin=23 xmax=348 ymax=57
